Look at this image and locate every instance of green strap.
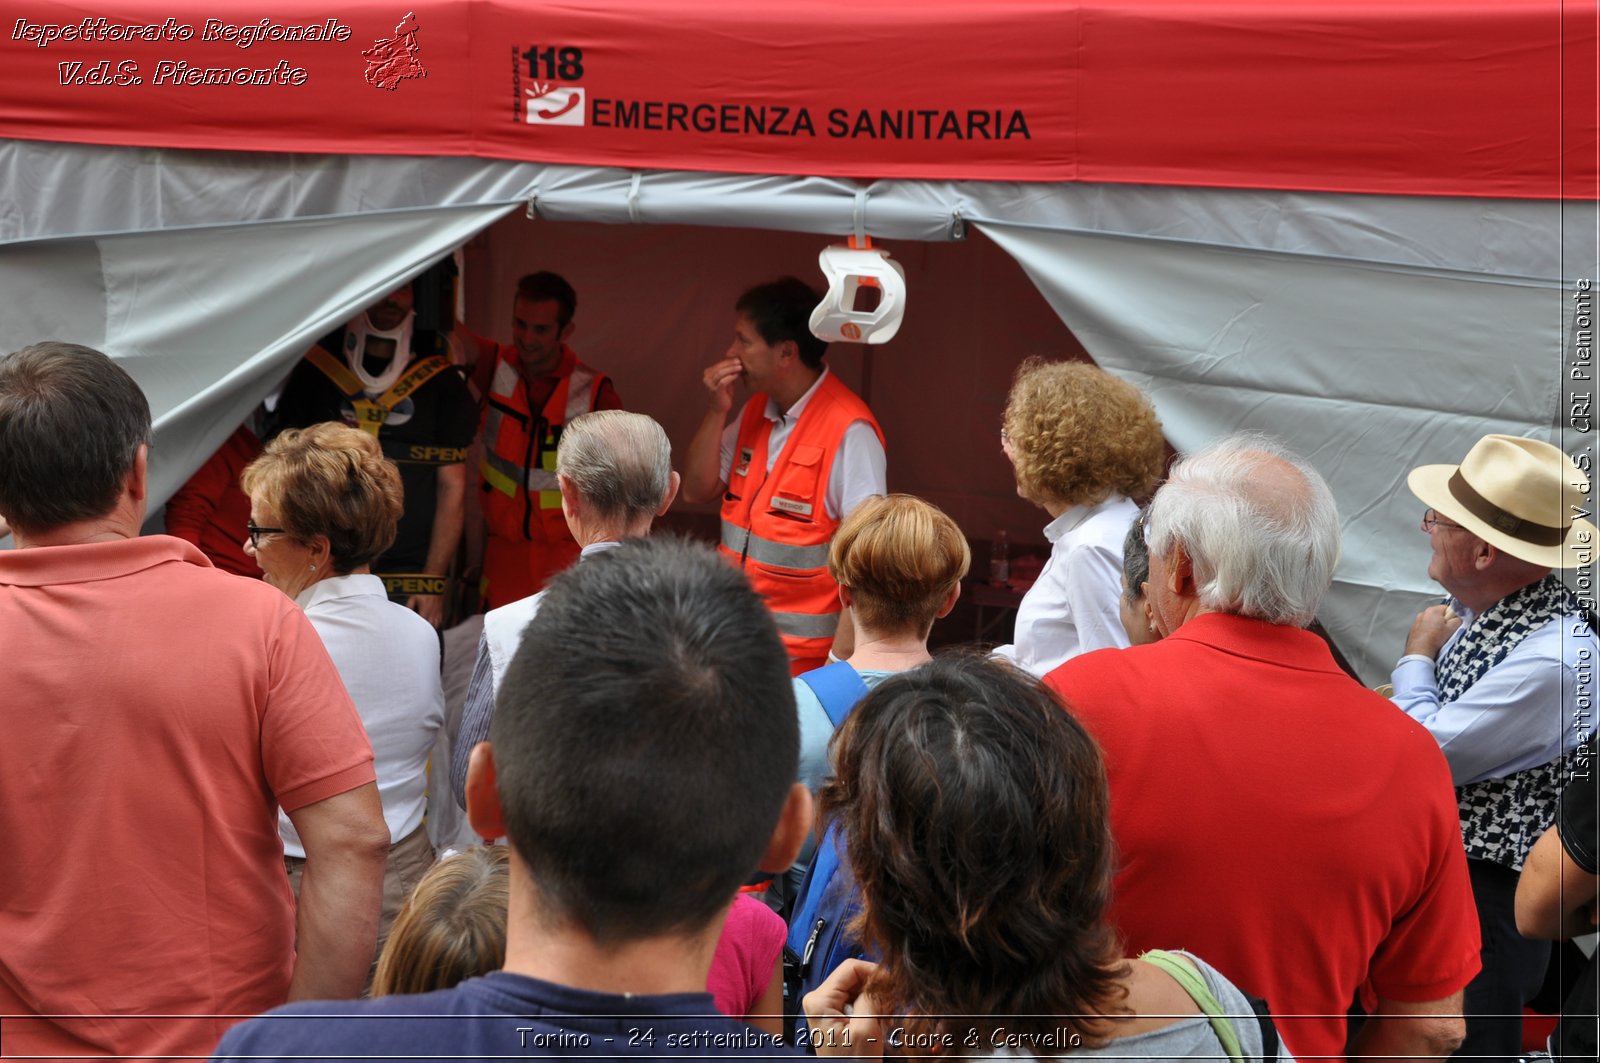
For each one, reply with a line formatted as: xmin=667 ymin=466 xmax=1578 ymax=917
xmin=1139 ymin=949 xmax=1245 ymax=1063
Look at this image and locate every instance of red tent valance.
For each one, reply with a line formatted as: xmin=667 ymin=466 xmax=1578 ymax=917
xmin=2 ymin=0 xmax=1594 ymax=198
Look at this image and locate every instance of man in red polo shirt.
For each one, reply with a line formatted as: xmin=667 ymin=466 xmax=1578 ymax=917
xmin=1045 ymin=433 xmax=1480 ymax=1062
xmin=0 ymin=342 xmax=387 ymax=1059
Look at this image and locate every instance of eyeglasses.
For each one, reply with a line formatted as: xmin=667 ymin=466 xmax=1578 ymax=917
xmin=246 ymin=521 xmax=286 ymax=549
xmin=1421 ymin=509 xmax=1465 ymax=533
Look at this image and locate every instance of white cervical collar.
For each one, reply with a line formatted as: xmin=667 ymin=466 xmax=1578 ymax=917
xmin=345 ymin=310 xmax=415 ymax=393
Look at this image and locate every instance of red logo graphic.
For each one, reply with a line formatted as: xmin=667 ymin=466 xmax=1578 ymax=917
xmin=364 ymin=12 xmax=426 ymax=90
xmin=524 ymin=82 xmax=585 ymax=126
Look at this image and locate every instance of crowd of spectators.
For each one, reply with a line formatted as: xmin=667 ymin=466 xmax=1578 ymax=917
xmin=1 ymin=325 xmax=1595 ymax=1063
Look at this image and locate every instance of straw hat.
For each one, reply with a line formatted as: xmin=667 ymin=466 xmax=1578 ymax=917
xmin=1408 ymin=434 xmax=1596 ymax=569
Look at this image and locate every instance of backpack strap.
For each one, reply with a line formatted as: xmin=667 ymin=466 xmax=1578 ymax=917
xmin=797 ymin=661 xmax=870 ymax=729
xmin=1139 ymin=950 xmax=1245 ymax=1063
xmin=786 ymin=825 xmax=844 ymax=955
xmin=783 ymin=824 xmax=852 ymax=1049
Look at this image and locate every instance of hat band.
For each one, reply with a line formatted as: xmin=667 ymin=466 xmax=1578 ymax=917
xmin=1446 ymin=470 xmax=1568 ymax=547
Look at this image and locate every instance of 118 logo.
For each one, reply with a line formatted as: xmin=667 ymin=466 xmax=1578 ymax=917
xmin=523 ymin=45 xmax=583 ymax=80
xmin=520 ymin=44 xmax=585 ymax=125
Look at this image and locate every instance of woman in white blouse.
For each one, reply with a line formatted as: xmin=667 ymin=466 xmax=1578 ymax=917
xmin=993 ymin=359 xmax=1165 ymax=676
xmin=242 ymin=422 xmax=445 ymax=959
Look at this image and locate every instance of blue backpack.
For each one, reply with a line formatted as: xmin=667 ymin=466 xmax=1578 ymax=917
xmin=782 ymin=662 xmax=870 ymax=1049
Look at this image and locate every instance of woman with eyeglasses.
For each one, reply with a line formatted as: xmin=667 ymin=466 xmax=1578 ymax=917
xmin=994 ymin=358 xmax=1165 ymax=676
xmin=241 ymin=421 xmax=445 ymax=972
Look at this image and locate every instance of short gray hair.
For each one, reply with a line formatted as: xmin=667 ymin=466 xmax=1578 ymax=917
xmin=1145 ymin=432 xmax=1341 ymax=627
xmin=556 ymin=410 xmax=672 ymax=523
xmin=1121 ymin=506 xmax=1152 ymax=604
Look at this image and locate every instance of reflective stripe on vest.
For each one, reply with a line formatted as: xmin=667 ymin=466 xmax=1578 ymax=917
xmin=480 ymin=360 xmax=527 ymax=497
xmin=480 ymin=360 xmax=598 ymax=507
xmin=481 ymin=448 xmax=560 ymax=495
xmin=563 ymin=366 xmax=597 ymax=422
xmin=770 ymin=610 xmax=841 ymax=641
xmin=717 ymin=374 xmax=883 ymax=669
xmin=719 ymin=521 xmax=831 ymax=572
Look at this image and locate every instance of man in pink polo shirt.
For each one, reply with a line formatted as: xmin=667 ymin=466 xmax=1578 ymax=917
xmin=0 ymin=342 xmax=389 ymax=1058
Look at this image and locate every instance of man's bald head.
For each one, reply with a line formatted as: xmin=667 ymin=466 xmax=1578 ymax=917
xmin=1146 ymin=433 xmax=1342 ymax=627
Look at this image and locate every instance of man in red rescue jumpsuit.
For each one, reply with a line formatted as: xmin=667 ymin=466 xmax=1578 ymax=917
xmin=682 ymin=276 xmax=886 ymax=674
xmin=474 ymin=272 xmax=622 ymax=607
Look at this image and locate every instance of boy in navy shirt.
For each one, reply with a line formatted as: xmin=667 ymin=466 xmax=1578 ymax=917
xmin=214 ymin=537 xmax=812 ymax=1062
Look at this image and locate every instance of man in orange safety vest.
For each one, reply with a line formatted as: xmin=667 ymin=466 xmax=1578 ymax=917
xmin=682 ymin=277 xmax=886 ymax=674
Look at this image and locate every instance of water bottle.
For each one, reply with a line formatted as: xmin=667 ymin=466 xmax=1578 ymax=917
xmin=989 ymin=529 xmax=1011 ymax=586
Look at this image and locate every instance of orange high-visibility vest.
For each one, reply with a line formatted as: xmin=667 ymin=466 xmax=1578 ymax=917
xmin=479 ymin=346 xmax=606 ymax=549
xmin=718 ymin=373 xmax=883 ymax=674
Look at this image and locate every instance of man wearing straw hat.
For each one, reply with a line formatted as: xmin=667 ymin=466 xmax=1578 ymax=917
xmin=1394 ymin=433 xmax=1598 ymax=1062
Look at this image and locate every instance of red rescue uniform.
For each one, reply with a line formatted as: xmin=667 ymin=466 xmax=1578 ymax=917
xmin=479 ymin=345 xmax=618 ymax=605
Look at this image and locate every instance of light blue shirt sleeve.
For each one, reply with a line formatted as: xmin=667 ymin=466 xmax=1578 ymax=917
xmin=1392 ymin=615 xmax=1591 ymax=786
xmin=793 ymin=676 xmax=836 ymax=795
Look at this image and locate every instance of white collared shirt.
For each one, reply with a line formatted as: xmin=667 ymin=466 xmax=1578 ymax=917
xmin=993 ymin=495 xmax=1139 ymax=677
xmin=480 ymin=540 xmax=623 ymax=691
xmin=717 ymin=368 xmax=886 ymax=520
xmin=278 ymin=573 xmax=444 ymax=856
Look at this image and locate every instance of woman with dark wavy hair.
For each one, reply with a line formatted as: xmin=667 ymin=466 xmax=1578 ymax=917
xmin=803 ymin=656 xmax=1276 ymax=1061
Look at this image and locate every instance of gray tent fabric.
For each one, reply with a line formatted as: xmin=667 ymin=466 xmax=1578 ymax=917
xmin=3 ymin=198 xmax=517 ymax=510
xmin=979 ymin=221 xmax=1573 ymax=681
xmin=2 ymin=138 xmax=1583 ymax=256
xmin=2 ymin=138 xmax=1592 ymax=682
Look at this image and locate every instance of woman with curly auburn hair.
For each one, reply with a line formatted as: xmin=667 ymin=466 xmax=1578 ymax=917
xmin=802 ymin=656 xmax=1276 ymax=1061
xmin=994 ymin=357 xmax=1164 ymax=675
xmin=242 ymin=421 xmax=445 ymax=973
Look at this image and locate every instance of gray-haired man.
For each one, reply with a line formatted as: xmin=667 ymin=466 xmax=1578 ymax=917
xmin=449 ymin=410 xmax=678 ymax=806
xmin=1048 ymin=433 xmax=1479 ymax=1061
xmin=1394 ymin=434 xmax=1598 ymax=1061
